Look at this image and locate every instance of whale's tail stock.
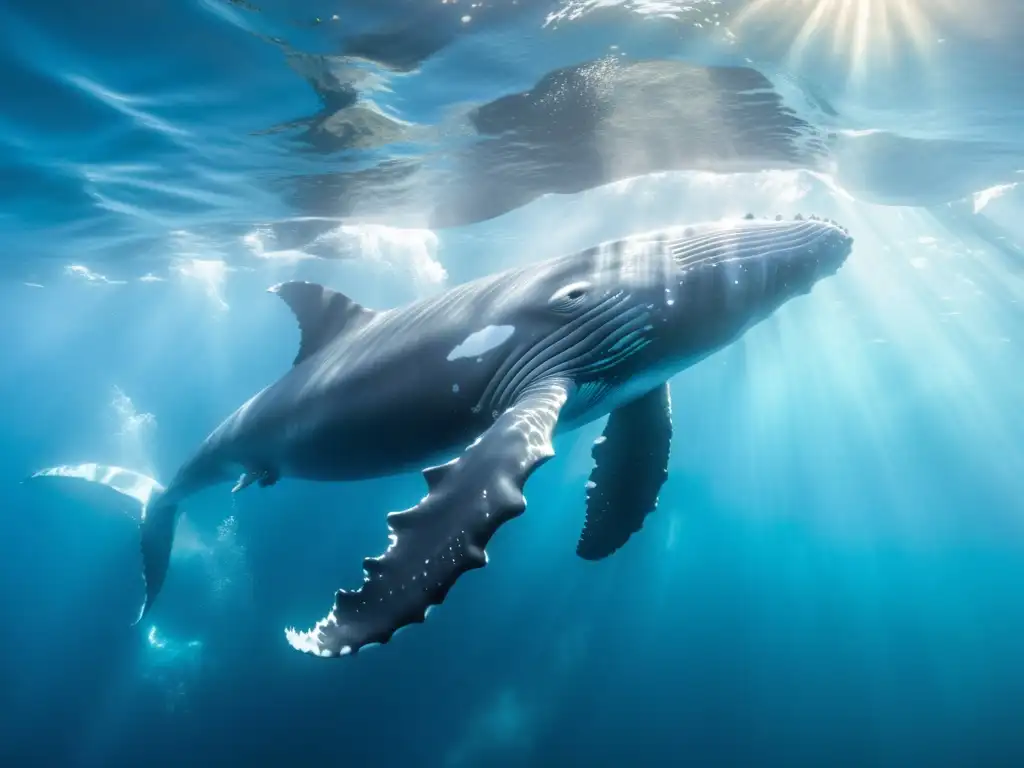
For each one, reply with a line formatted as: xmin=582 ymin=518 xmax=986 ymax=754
xmin=29 ymin=462 xmax=178 ymax=622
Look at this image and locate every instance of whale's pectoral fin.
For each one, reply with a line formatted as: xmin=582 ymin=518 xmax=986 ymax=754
xmin=577 ymin=383 xmax=672 ymax=560
xmin=269 ymin=280 xmax=377 ymax=366
xmin=285 ymin=379 xmax=571 ymax=658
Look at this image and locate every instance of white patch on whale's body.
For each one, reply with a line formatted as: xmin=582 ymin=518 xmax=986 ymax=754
xmin=446 ymin=324 xmax=516 ymax=362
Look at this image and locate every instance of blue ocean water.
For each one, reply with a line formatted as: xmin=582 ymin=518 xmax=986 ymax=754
xmin=2 ymin=0 xmax=1024 ymax=765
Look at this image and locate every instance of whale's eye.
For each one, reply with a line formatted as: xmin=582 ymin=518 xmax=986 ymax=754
xmin=548 ymin=281 xmax=591 ymax=313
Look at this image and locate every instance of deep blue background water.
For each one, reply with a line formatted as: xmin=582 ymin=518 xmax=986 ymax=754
xmin=2 ymin=1 xmax=1024 ymax=766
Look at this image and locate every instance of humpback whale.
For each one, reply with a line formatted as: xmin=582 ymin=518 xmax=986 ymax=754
xmin=34 ymin=215 xmax=852 ymax=658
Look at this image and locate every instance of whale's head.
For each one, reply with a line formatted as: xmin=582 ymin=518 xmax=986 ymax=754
xmin=476 ymin=215 xmax=851 ymax=415
xmin=667 ymin=213 xmax=851 ymax=320
xmin=650 ymin=214 xmax=852 ymax=365
xmin=635 ymin=214 xmax=852 ymax=367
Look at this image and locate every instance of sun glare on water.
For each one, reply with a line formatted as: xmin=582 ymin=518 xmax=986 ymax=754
xmin=729 ymin=0 xmax=1005 ymax=84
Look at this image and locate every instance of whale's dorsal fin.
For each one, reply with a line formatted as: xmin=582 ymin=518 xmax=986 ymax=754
xmin=270 ymin=281 xmax=376 ymax=366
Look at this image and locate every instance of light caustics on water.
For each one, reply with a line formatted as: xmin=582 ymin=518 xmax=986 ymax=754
xmin=546 ymin=0 xmax=722 ymax=25
xmin=973 ymin=182 xmax=1018 ymax=214
xmin=728 ymin=0 xmax=1008 ymax=84
xmin=143 ymin=625 xmax=204 ymax=713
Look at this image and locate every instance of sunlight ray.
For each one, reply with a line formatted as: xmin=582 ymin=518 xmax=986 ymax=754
xmin=729 ymin=0 xmax=1009 ymax=86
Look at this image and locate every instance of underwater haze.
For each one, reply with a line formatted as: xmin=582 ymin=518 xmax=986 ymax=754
xmin=2 ymin=0 xmax=1024 ymax=766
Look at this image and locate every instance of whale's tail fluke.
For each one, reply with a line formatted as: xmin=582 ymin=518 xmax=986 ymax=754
xmin=29 ymin=463 xmax=179 ymax=623
xmin=137 ymin=496 xmax=178 ymax=623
